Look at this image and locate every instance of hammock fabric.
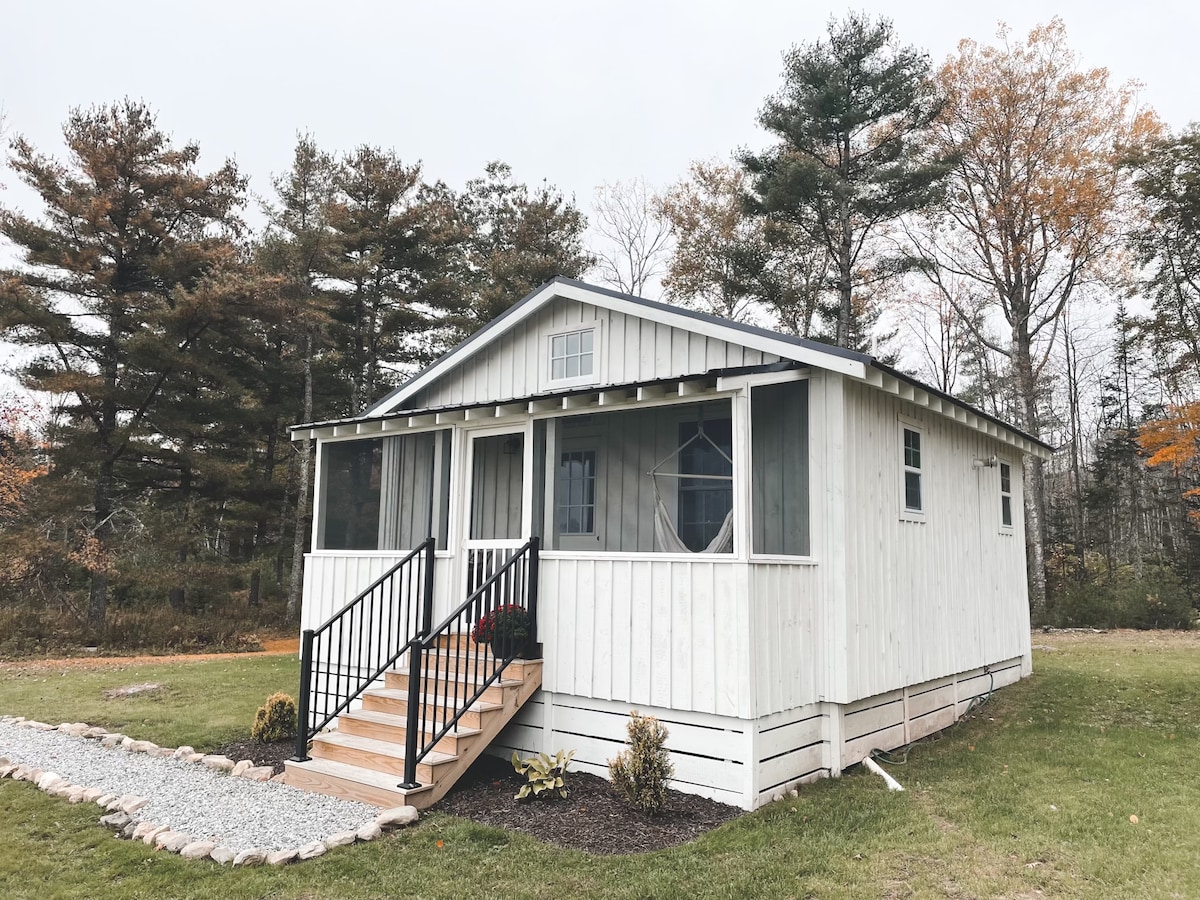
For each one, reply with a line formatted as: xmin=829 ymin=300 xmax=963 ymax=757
xmin=653 ymin=489 xmax=734 ymax=553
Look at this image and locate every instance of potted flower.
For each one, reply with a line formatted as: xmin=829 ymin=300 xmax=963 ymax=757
xmin=472 ymin=603 xmax=531 ymax=659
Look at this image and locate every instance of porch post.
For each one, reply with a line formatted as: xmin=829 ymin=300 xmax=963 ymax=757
xmin=731 ymin=387 xmax=753 ymax=560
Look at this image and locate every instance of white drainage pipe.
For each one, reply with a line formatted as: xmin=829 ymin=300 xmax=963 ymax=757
xmin=863 ymin=756 xmax=905 ymax=791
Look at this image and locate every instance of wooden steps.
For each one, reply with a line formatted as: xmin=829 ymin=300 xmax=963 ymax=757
xmin=284 ymin=643 xmax=542 ymax=810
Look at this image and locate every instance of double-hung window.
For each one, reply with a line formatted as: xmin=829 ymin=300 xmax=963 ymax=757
xmin=1000 ymin=461 xmax=1014 ymax=530
xmin=901 ymin=424 xmax=924 ymax=518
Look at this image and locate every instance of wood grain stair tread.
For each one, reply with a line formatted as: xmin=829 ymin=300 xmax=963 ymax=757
xmin=286 ymin=756 xmax=433 ymax=797
xmin=339 ymin=707 xmax=483 ymax=737
xmin=398 ymin=670 xmax=526 ymax=688
xmin=313 ymin=730 xmax=458 ymax=767
xmin=363 ymin=687 xmax=504 ymax=714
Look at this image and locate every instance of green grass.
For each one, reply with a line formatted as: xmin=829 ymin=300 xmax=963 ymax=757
xmin=2 ymin=632 xmax=1199 ymax=899
xmin=0 ymin=656 xmax=299 ymax=750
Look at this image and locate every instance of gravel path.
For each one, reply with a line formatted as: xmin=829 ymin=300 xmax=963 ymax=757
xmin=0 ymin=719 xmax=379 ymax=852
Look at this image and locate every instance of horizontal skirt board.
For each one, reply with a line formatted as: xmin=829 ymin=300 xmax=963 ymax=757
xmin=758 ymin=742 xmax=826 ymax=791
xmin=842 ymin=699 xmax=905 ymax=742
xmin=907 ymin=684 xmax=957 ymax=719
xmin=757 ymin=714 xmax=826 ymax=760
xmin=551 ymin=701 xmax=745 ymax=760
xmin=841 ymin=722 xmax=906 ymax=768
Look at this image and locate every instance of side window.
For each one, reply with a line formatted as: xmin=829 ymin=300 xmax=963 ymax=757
xmin=901 ymin=424 xmax=924 ymax=517
xmin=1000 ymin=461 xmax=1014 ymax=530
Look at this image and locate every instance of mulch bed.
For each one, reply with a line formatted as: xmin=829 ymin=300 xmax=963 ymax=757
xmin=212 ymin=737 xmax=295 ymax=775
xmin=211 ymin=741 xmax=743 ymax=854
xmin=432 ymin=754 xmax=742 ymax=854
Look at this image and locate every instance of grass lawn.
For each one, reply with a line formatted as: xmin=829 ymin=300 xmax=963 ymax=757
xmin=1 ymin=631 xmax=1198 ymax=899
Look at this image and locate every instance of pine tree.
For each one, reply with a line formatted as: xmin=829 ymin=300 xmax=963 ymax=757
xmin=0 ymin=101 xmax=247 ymax=629
xmin=742 ymin=13 xmax=951 ymax=350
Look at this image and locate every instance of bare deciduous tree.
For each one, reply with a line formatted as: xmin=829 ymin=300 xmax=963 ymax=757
xmin=590 ymin=179 xmax=671 ymax=297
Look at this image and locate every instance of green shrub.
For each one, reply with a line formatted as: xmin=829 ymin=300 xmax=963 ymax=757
xmin=1052 ymin=562 xmax=1195 ymax=630
xmin=511 ymin=749 xmax=574 ymax=800
xmin=251 ymin=691 xmax=298 ymax=743
xmin=608 ymin=710 xmax=674 ymax=814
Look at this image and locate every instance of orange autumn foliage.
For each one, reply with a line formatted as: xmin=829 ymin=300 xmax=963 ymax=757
xmin=1137 ymin=403 xmax=1200 ymax=520
xmin=0 ymin=399 xmax=44 ymax=523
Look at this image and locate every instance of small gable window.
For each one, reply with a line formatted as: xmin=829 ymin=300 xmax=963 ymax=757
xmin=902 ymin=424 xmax=924 ymax=517
xmin=550 ymin=328 xmax=594 ymax=382
xmin=1000 ymin=461 xmax=1014 ymax=529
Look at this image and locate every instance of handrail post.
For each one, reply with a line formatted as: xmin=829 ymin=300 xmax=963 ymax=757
xmin=527 ymin=536 xmax=540 ymax=645
xmin=421 ymin=536 xmax=436 ymax=637
xmin=292 ymin=629 xmax=315 ymax=762
xmin=399 ymin=639 xmax=423 ymax=789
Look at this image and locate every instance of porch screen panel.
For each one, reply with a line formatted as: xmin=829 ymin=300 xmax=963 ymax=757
xmin=320 ymin=438 xmax=383 ymax=550
xmin=471 ymin=433 xmax=525 ymax=540
xmin=377 ymin=431 xmax=440 ymax=551
xmin=751 ymin=381 xmax=810 ymax=556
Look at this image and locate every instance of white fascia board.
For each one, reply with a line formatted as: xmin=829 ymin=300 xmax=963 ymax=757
xmin=369 ymin=281 xmax=866 ymax=417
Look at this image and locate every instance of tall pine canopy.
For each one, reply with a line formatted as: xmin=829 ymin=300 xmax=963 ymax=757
xmin=742 ymin=13 xmax=951 ymax=350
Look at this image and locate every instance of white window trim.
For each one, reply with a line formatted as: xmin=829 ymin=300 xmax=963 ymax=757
xmin=899 ymin=415 xmax=926 ymax=523
xmin=998 ymin=457 xmax=1015 ymax=534
xmin=542 ymin=320 xmax=602 ymax=390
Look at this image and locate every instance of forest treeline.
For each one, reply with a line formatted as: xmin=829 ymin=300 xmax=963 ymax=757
xmin=1 ymin=15 xmax=1199 ymax=651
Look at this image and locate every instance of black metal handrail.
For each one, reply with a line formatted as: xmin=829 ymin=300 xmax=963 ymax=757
xmin=292 ymin=537 xmax=436 ymax=762
xmin=399 ymin=536 xmax=539 ymax=788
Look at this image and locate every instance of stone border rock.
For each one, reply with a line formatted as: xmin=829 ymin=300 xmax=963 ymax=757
xmin=0 ymin=714 xmax=420 ymax=865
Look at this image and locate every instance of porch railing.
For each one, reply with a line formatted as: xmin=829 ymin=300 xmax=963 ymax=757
xmin=292 ymin=537 xmax=436 ymax=762
xmin=399 ymin=536 xmax=540 ymax=788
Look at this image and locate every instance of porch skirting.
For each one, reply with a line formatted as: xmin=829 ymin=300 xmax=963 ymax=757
xmin=489 ymin=654 xmax=1025 ymax=810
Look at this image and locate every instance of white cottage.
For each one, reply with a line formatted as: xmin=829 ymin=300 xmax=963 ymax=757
xmin=283 ymin=277 xmax=1049 ymax=811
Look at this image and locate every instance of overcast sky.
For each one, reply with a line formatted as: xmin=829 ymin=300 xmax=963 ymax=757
xmin=2 ymin=0 xmax=1196 ymax=217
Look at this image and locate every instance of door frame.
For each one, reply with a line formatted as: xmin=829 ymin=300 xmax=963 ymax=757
xmin=456 ymin=420 xmax=535 ymax=599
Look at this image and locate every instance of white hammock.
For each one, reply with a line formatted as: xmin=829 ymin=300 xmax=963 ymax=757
xmin=647 ymin=421 xmax=734 ymax=554
xmin=653 ymin=490 xmax=734 ymax=553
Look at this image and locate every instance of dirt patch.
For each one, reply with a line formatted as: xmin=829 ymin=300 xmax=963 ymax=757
xmin=1035 ymin=628 xmax=1200 ymax=651
xmin=101 ymin=681 xmax=164 ymax=699
xmin=432 ymin=754 xmax=741 ymax=854
xmin=211 ymin=737 xmax=297 ymax=775
xmin=1 ymin=638 xmax=299 ymax=676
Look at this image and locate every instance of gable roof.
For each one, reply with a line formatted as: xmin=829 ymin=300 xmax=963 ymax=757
xmin=367 ymin=276 xmax=872 ymax=417
xmin=337 ymin=277 xmax=1049 ymax=457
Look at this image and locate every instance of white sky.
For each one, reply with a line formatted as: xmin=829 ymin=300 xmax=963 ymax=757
xmin=2 ymin=0 xmax=1195 ymax=218
xmin=0 ymin=0 xmax=1195 ymax=406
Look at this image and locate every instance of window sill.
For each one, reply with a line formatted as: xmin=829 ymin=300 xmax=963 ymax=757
xmin=899 ymin=510 xmax=926 ymax=524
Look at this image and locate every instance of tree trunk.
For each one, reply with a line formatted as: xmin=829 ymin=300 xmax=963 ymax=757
xmin=1012 ymin=337 xmax=1048 ymax=613
xmin=288 ymin=329 xmax=315 ymax=619
xmin=87 ymin=455 xmax=115 ymax=631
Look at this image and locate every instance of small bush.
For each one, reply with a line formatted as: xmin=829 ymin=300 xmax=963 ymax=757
xmin=252 ymin=691 xmax=298 ymax=743
xmin=608 ymin=710 xmax=674 ymax=814
xmin=511 ymin=749 xmax=574 ymax=800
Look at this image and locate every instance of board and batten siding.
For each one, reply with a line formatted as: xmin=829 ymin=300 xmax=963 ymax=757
xmin=403 ymin=297 xmax=781 ymax=410
xmin=536 ymin=556 xmax=755 ymax=719
xmin=836 ymin=379 xmax=1032 ymax=702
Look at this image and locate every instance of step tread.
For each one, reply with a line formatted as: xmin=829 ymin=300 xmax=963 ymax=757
xmin=341 ymin=707 xmax=483 ymax=737
xmin=392 ymin=670 xmax=527 ymax=688
xmin=287 ymin=756 xmax=433 ymax=795
xmin=314 ymin=730 xmax=458 ymax=766
xmin=364 ymin=687 xmax=504 ymax=714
